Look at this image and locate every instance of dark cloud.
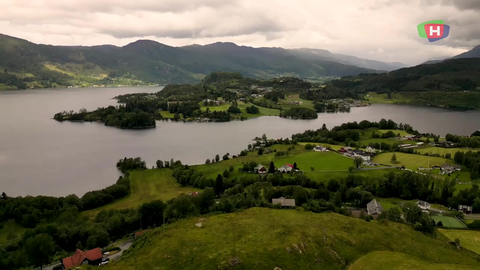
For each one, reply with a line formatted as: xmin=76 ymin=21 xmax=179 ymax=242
xmin=442 ymin=0 xmax=480 ymax=11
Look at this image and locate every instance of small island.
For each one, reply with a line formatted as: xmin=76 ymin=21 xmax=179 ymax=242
xmin=53 ymin=72 xmax=368 ymax=129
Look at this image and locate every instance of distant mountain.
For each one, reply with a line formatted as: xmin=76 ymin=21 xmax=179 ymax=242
xmin=421 ymin=45 xmax=480 ymax=65
xmin=0 ymin=33 xmax=381 ymax=90
xmin=290 ymin=48 xmax=406 ymax=71
xmin=453 ymin=45 xmax=480 ymax=59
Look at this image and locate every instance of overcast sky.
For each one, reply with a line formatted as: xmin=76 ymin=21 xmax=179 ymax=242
xmin=1 ymin=0 xmax=479 ymax=65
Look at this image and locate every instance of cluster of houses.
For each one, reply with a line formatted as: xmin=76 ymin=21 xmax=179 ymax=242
xmin=436 ymin=141 xmax=456 ymax=148
xmin=288 ymin=101 xmax=304 ymax=105
xmin=440 ymin=164 xmax=462 ymax=175
xmin=402 ymin=134 xmax=423 ymax=141
xmin=254 ymin=163 xmax=296 ymax=174
xmin=251 ymin=94 xmax=264 ymax=98
xmin=203 ymin=99 xmax=223 ymax=105
xmin=339 ymin=147 xmax=372 ymax=162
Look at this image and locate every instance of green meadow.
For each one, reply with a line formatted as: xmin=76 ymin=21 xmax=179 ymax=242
xmin=83 ymin=169 xmax=200 ymax=218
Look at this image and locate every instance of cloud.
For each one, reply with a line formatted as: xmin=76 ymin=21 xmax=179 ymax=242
xmin=442 ymin=0 xmax=480 ymax=11
xmin=0 ymin=0 xmax=478 ymax=65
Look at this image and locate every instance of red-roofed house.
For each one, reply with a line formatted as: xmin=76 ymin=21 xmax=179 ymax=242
xmin=134 ymin=229 xmax=151 ymax=239
xmin=62 ymin=248 xmax=103 ymax=269
xmin=286 ymin=164 xmax=293 ymax=168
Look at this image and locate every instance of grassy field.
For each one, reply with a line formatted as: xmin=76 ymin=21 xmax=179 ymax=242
xmin=431 ymin=216 xmax=466 ymax=228
xmin=160 ymin=110 xmax=183 ymax=119
xmin=237 ymin=102 xmax=280 ymax=118
xmin=365 ymin=92 xmax=412 ymax=105
xmin=306 ymin=169 xmax=394 ymax=183
xmin=439 ymin=229 xmax=480 ymax=254
xmin=0 ymin=221 xmax=28 ymax=245
xmin=195 ymin=149 xmax=357 ymax=181
xmin=83 ymin=169 xmax=200 ymax=218
xmin=277 ymin=94 xmax=315 ymax=109
xmin=105 ymin=208 xmax=480 ymax=270
xmin=348 ymin=251 xmax=480 ymax=270
xmin=377 ymin=129 xmax=410 ymax=137
xmin=417 ymin=147 xmax=479 ymax=156
xmin=274 ymin=151 xmax=353 ymax=171
xmin=373 ymin=152 xmax=451 ymax=170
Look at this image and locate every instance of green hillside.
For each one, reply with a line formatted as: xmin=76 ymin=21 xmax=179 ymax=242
xmin=0 ymin=34 xmax=376 ymax=90
xmin=332 ymin=58 xmax=480 ymax=109
xmin=348 ymin=251 xmax=480 ymax=270
xmin=105 ymin=208 xmax=480 ymax=270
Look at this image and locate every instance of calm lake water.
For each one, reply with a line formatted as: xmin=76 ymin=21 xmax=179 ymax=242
xmin=1 ymin=87 xmax=479 ymax=197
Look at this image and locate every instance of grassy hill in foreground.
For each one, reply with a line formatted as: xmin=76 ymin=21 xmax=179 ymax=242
xmin=439 ymin=229 xmax=480 ymax=255
xmin=347 ymin=251 xmax=480 ymax=270
xmin=105 ymin=208 xmax=479 ymax=270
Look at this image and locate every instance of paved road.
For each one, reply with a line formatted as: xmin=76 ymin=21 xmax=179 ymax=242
xmin=107 ymin=239 xmax=133 ymax=261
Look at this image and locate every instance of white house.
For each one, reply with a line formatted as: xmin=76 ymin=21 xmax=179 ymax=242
xmin=417 ymin=200 xmax=431 ymax=211
xmin=366 ymin=146 xmax=376 ymax=153
xmin=366 ymin=199 xmax=383 ymax=216
xmin=313 ymin=145 xmax=328 ymax=152
xmin=278 ymin=165 xmax=293 ymax=173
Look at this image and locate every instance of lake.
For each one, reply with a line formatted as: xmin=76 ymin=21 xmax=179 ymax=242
xmin=1 ymin=87 xmax=479 ymax=197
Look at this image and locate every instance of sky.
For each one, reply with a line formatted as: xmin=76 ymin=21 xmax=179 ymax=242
xmin=0 ymin=0 xmax=479 ymax=65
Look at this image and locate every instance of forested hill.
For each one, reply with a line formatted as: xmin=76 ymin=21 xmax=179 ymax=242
xmin=0 ymin=34 xmax=378 ymax=90
xmin=330 ymin=58 xmax=480 ymax=109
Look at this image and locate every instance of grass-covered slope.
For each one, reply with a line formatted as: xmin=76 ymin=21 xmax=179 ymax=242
xmin=439 ymin=229 xmax=480 ymax=254
xmin=348 ymin=251 xmax=480 ymax=270
xmin=373 ymin=152 xmax=451 ymax=170
xmin=83 ymin=169 xmax=200 ymax=218
xmin=107 ymin=208 xmax=480 ymax=270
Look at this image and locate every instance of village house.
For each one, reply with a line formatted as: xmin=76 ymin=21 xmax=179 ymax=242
xmin=313 ymin=145 xmax=328 ymax=152
xmin=417 ymin=200 xmax=431 ymax=211
xmin=366 ymin=199 xmax=383 ymax=216
xmin=440 ymin=164 xmax=462 ymax=175
xmin=365 ymin=146 xmax=376 ymax=153
xmin=352 ymin=150 xmax=371 ymax=161
xmin=272 ymin=197 xmax=296 ymax=207
xmin=62 ymin=248 xmax=103 ymax=269
xmin=254 ymin=164 xmax=267 ymax=174
xmin=459 ymin=205 xmax=474 ymax=214
xmin=278 ymin=164 xmax=293 ymax=173
xmin=339 ymin=147 xmax=352 ymax=153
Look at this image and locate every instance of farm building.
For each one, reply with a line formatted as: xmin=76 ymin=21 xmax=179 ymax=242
xmin=366 ymin=146 xmax=376 ymax=153
xmin=440 ymin=164 xmax=462 ymax=175
xmin=272 ymin=197 xmax=296 ymax=207
xmin=366 ymin=199 xmax=383 ymax=216
xmin=417 ymin=200 xmax=431 ymax=211
xmin=254 ymin=164 xmax=267 ymax=174
xmin=278 ymin=164 xmax=293 ymax=173
xmin=62 ymin=248 xmax=103 ymax=269
xmin=134 ymin=229 xmax=151 ymax=239
xmin=313 ymin=145 xmax=328 ymax=152
xmin=459 ymin=205 xmax=474 ymax=214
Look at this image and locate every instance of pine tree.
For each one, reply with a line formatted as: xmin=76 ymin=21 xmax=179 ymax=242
xmin=268 ymin=161 xmax=275 ymax=173
xmin=214 ymin=174 xmax=224 ymax=195
xmin=391 ymin=153 xmax=397 ymax=163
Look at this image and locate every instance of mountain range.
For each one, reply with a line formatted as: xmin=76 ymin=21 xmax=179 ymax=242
xmin=0 ymin=34 xmax=403 ymax=90
xmin=423 ymin=45 xmax=480 ymax=64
